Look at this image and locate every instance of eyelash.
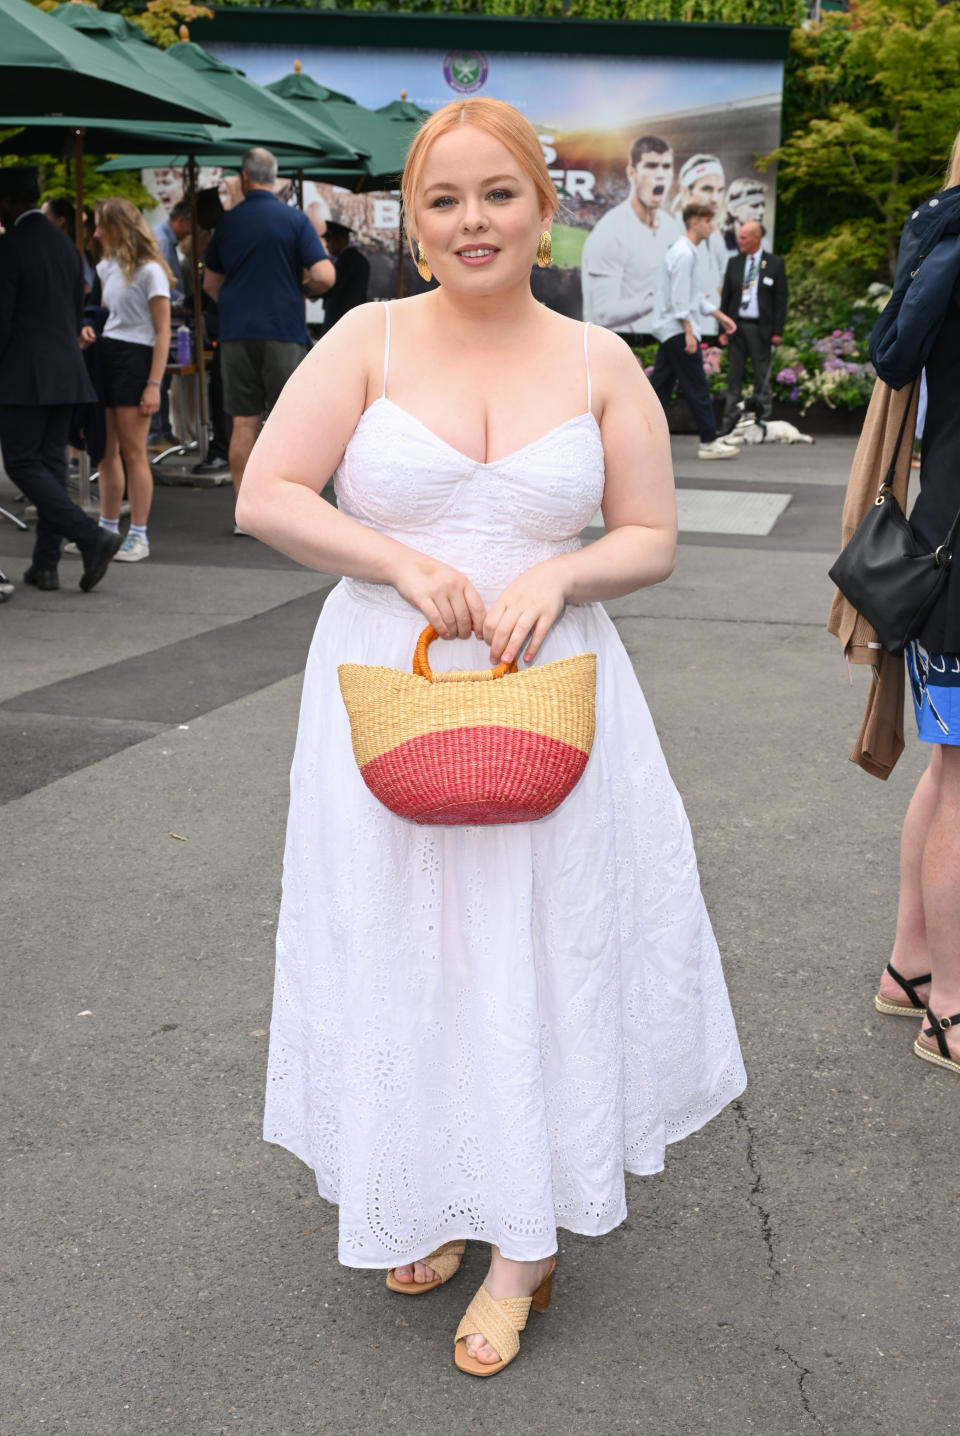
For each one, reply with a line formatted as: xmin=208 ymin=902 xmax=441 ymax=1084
xmin=431 ymin=189 xmax=513 ymax=208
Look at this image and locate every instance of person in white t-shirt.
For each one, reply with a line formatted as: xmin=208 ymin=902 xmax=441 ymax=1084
xmin=93 ymin=197 xmax=173 ymax=563
xmin=673 ymin=155 xmax=727 ymax=342
xmin=649 ymin=202 xmax=739 ymax=460
xmin=580 ymin=135 xmax=682 ymax=333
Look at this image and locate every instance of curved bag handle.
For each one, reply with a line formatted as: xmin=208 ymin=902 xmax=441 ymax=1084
xmin=412 ymin=625 xmax=518 ymax=683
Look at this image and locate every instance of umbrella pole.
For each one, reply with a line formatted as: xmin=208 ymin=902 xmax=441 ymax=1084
xmin=73 ymin=128 xmax=84 ymax=255
xmin=186 ymin=157 xmax=209 ymax=457
xmin=296 ymin=168 xmax=304 ymax=209
xmin=396 ymin=208 xmax=404 ymax=299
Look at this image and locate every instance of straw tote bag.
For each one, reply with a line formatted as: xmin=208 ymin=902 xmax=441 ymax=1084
xmin=338 ymin=625 xmax=596 ymax=826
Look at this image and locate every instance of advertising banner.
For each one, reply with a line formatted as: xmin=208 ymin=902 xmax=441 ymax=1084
xmin=144 ymin=41 xmax=783 ymax=334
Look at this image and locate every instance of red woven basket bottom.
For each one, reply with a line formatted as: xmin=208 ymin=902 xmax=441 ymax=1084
xmin=361 ymin=724 xmax=590 ymax=826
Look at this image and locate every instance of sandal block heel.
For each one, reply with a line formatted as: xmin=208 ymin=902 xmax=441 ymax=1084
xmin=530 ymin=1267 xmax=553 ymax=1313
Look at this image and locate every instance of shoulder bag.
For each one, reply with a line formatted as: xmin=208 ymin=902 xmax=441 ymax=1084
xmin=828 ymin=380 xmax=960 ymax=653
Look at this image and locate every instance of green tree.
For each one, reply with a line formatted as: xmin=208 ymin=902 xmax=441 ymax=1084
xmin=769 ymin=0 xmax=960 ymax=280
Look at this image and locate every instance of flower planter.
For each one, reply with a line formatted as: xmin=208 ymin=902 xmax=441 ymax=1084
xmin=662 ymin=396 xmax=867 ymax=437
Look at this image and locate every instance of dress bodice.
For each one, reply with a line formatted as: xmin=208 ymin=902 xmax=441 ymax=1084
xmin=333 ymin=306 xmax=607 ymax=603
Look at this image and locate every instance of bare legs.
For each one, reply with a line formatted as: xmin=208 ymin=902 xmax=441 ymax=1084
xmin=880 ymin=745 xmax=960 ymax=1055
xmin=98 ymin=406 xmax=153 ymax=527
xmin=391 ymin=1247 xmax=554 ymax=1365
xmin=228 ymin=413 xmax=261 ymax=498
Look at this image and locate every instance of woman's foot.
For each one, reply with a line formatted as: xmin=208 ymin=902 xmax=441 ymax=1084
xmin=877 ymin=959 xmax=931 ymax=1010
xmin=391 ymin=1259 xmax=440 ymax=1285
xmin=917 ymin=993 xmax=960 ymax=1063
xmin=462 ymin=1252 xmax=555 ymax=1365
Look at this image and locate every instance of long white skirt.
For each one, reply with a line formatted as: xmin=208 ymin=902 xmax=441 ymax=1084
xmin=264 ymin=580 xmax=746 ymax=1267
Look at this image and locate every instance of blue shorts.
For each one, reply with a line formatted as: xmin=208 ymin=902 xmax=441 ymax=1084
xmin=906 ymin=640 xmax=960 ymax=744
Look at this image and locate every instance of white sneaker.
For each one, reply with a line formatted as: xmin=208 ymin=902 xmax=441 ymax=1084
xmin=697 ymin=438 xmax=739 ymax=460
xmin=114 ymin=533 xmax=150 ymax=562
xmin=62 ymin=541 xmax=80 ymax=557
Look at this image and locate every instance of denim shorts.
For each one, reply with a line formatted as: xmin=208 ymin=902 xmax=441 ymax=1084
xmin=906 ymin=640 xmax=960 ymax=744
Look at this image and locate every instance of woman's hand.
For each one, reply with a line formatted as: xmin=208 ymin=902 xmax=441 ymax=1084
xmin=391 ymin=553 xmax=486 ymax=640
xmin=78 ymin=325 xmax=97 ymax=350
xmin=483 ymin=560 xmax=569 ymax=666
xmin=139 ymin=384 xmax=161 ymax=416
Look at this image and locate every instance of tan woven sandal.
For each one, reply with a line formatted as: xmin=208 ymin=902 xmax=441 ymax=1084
xmin=913 ymin=1004 xmax=960 ymax=1075
xmin=385 ymin=1240 xmax=466 ymax=1295
xmin=453 ymin=1258 xmax=555 ymax=1377
xmin=874 ymin=962 xmax=931 ymax=1017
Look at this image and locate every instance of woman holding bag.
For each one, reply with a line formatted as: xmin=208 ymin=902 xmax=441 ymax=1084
xmin=237 ymin=98 xmax=745 ymax=1375
xmin=869 ymin=133 xmax=960 ymax=1074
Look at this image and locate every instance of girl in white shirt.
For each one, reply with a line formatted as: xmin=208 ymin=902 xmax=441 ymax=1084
xmin=94 ymin=197 xmax=174 ymax=562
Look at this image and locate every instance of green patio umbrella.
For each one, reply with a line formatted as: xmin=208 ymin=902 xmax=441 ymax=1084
xmin=0 ymin=0 xmax=227 ymax=125
xmin=266 ymin=73 xmax=422 ymax=190
xmin=162 ymin=42 xmax=362 ymax=164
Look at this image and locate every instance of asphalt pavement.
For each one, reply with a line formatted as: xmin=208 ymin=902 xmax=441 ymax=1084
xmin=1 ymin=436 xmax=954 ymax=1436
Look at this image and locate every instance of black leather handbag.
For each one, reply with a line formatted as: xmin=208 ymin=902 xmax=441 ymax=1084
xmin=829 ymin=383 xmax=960 ymax=654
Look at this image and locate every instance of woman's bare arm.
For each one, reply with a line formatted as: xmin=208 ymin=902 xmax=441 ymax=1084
xmin=235 ymin=304 xmax=486 ymax=639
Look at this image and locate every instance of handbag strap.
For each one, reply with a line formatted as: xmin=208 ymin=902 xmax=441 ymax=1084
xmin=878 ymin=378 xmax=960 ymax=563
xmin=879 ymin=377 xmax=918 ymax=493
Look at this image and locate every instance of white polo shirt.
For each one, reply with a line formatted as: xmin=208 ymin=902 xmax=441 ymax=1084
xmin=581 ymin=200 xmax=682 ymax=332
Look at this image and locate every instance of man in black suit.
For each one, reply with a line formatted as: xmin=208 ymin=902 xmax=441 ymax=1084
xmin=318 ymin=219 xmax=370 ymax=335
xmin=718 ymin=220 xmax=788 ymax=434
xmin=0 ymin=167 xmax=121 ymax=593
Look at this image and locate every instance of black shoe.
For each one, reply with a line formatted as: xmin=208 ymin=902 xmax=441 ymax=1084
xmin=23 ymin=565 xmax=60 ymax=591
xmin=79 ymin=529 xmax=123 ymax=592
xmin=191 ymin=455 xmax=229 ymax=475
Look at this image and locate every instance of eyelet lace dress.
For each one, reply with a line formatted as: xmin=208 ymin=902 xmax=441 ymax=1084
xmin=264 ymin=306 xmax=746 ymax=1267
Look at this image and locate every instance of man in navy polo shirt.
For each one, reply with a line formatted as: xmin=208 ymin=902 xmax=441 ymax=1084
xmin=203 ymin=148 xmax=334 ymax=519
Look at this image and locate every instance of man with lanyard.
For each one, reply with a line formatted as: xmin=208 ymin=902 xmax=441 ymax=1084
xmin=649 ymin=201 xmax=739 ymax=460
xmin=203 ymin=148 xmax=334 ymax=527
xmin=718 ymin=220 xmax=788 ymax=434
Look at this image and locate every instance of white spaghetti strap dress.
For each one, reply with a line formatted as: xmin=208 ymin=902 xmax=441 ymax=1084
xmin=264 ymin=305 xmax=746 ymax=1267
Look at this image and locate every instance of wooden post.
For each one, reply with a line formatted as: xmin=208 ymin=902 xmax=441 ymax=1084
xmin=186 ymin=157 xmax=209 ymax=452
xmin=73 ymin=128 xmax=85 ymax=255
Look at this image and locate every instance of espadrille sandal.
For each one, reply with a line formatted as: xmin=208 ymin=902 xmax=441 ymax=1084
xmin=385 ymin=1240 xmax=466 ymax=1295
xmin=874 ymin=962 xmax=932 ymax=1017
xmin=914 ymin=1004 xmax=960 ymax=1075
xmin=453 ymin=1259 xmax=555 ymax=1377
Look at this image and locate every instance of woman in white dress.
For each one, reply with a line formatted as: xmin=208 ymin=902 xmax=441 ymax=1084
xmin=237 ymin=98 xmax=746 ymax=1377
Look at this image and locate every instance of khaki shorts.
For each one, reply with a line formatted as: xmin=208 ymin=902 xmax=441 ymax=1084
xmin=220 ymin=339 xmax=309 ymax=417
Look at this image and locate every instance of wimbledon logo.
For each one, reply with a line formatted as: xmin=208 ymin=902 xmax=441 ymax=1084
xmin=443 ymin=51 xmax=489 ymax=94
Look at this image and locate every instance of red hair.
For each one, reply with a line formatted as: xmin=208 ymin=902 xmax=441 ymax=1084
xmin=401 ymin=98 xmax=557 ymax=258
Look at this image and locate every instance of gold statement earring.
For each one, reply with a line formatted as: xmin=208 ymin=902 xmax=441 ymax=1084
xmin=536 ymin=231 xmax=552 ymax=268
xmin=416 ymin=241 xmax=432 ymax=283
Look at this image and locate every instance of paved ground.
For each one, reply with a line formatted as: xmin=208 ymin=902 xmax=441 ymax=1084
xmin=2 ymin=436 xmax=955 ymax=1436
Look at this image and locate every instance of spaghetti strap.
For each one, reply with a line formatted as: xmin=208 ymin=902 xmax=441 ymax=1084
xmin=583 ymin=322 xmax=592 ymax=413
xmin=382 ymin=301 xmax=391 ymax=399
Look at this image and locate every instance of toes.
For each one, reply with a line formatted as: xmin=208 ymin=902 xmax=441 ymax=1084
xmin=414 ymin=1262 xmax=437 ymax=1284
xmin=393 ymin=1264 xmax=414 ymax=1283
xmin=464 ymin=1334 xmax=499 ymax=1364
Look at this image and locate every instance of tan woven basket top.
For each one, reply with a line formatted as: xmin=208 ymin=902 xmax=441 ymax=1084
xmin=338 ymin=652 xmax=597 ymax=770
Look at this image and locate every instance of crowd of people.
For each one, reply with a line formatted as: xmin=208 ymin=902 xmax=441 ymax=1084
xmin=0 ymin=147 xmax=371 ymax=596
